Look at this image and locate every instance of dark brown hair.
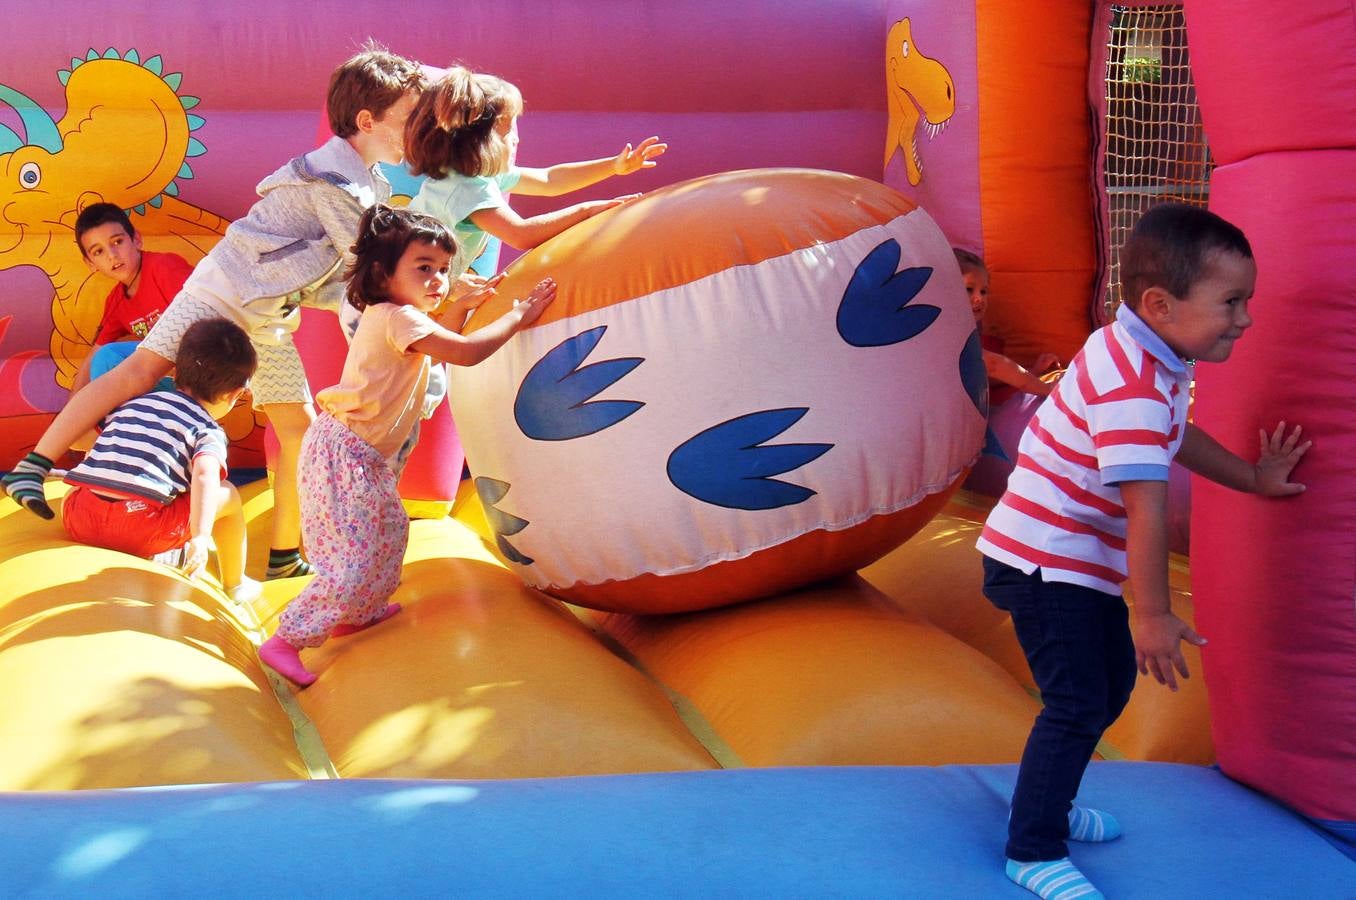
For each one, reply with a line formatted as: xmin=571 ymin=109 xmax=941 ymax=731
xmin=345 ymin=204 xmax=458 ymax=311
xmin=404 ymin=66 xmax=523 ymax=179
xmin=74 ymin=203 xmax=136 ymax=257
xmin=1120 ymin=204 xmax=1253 ymax=309
xmin=326 ymin=42 xmax=427 ymax=138
xmin=174 ymin=319 xmax=257 ymax=403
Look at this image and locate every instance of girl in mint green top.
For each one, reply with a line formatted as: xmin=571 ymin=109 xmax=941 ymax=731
xmin=405 ymin=65 xmax=666 ymax=272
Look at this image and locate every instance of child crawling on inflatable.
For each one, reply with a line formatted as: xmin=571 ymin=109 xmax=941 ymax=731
xmin=61 ymin=319 xmax=260 ymax=605
xmin=259 ymin=204 xmax=556 ymax=687
xmin=976 ymin=204 xmax=1311 ymax=900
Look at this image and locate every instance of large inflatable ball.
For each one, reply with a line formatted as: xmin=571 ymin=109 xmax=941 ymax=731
xmin=452 ymin=169 xmax=984 ymax=613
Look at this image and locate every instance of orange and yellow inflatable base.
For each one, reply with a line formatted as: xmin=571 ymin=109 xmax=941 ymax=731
xmin=1 ymin=480 xmax=1212 ymax=787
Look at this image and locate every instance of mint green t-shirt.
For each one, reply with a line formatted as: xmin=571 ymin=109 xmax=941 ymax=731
xmin=409 ymin=169 xmax=522 ymax=273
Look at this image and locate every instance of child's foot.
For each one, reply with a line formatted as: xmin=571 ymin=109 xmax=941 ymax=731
xmin=1068 ymin=806 xmax=1121 ymax=842
xmin=1006 ymin=858 xmax=1104 ymax=900
xmin=266 ymin=548 xmax=314 ymax=580
xmin=259 ymin=635 xmax=317 ymax=687
xmin=330 ymin=603 xmax=402 ymax=637
xmin=3 ymin=453 xmax=55 ymax=520
xmin=226 ymin=576 xmax=263 ymax=607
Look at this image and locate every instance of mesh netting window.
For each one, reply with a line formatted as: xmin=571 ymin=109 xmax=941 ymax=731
xmin=1101 ymin=4 xmax=1213 ymax=318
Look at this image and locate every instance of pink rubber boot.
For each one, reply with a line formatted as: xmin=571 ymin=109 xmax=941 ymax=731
xmin=330 ymin=603 xmax=402 ymax=637
xmin=259 ymin=635 xmax=317 ymax=687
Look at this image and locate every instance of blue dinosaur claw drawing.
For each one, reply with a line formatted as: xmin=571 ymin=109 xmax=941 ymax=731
xmin=474 ymin=476 xmax=534 ymax=565
xmin=515 ymin=325 xmax=645 ymax=441
xmin=959 ymin=329 xmax=988 ymax=417
xmin=667 ymin=408 xmax=833 ymax=511
xmin=837 ymin=238 xmax=939 ymax=347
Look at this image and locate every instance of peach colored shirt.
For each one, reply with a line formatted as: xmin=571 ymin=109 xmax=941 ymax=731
xmin=317 ymin=302 xmax=437 ymax=465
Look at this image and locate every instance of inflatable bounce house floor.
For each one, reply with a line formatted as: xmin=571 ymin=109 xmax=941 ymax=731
xmin=3 ymin=765 xmax=1348 ymax=896
xmin=2 ymin=483 xmax=1350 ymax=896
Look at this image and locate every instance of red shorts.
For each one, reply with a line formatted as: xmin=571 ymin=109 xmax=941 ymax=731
xmin=61 ymin=485 xmax=192 ymax=557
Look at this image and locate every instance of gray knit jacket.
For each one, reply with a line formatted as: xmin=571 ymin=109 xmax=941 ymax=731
xmin=186 ymin=135 xmax=390 ymax=321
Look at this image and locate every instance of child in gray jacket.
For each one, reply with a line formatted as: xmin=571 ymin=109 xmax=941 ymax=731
xmin=6 ymin=45 xmax=426 ymax=580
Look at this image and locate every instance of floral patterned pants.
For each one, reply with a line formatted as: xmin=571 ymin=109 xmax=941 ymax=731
xmin=278 ymin=413 xmax=408 ymax=647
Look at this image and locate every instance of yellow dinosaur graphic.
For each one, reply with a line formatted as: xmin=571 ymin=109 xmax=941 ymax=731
xmin=884 ymin=18 xmax=956 ymax=186
xmin=0 ymin=49 xmax=260 ymax=444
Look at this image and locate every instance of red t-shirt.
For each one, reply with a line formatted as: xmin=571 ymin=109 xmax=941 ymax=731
xmin=93 ymin=250 xmax=194 ymax=345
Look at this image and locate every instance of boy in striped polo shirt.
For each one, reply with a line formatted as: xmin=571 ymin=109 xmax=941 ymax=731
xmin=977 ymin=204 xmax=1311 ymax=900
xmin=61 ymin=319 xmax=260 ymax=605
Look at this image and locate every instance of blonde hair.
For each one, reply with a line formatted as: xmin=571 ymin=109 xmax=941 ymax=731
xmin=404 ymin=66 xmax=524 ymax=179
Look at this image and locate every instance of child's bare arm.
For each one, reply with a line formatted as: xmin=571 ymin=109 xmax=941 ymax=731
xmin=1121 ymin=479 xmax=1205 ymax=691
xmin=469 ymin=197 xmax=637 ymax=251
xmin=436 ymin=273 xmax=504 ymax=333
xmin=513 ymin=137 xmax=666 ymax=197
xmin=182 ymin=455 xmax=225 ymax=578
xmin=1177 ymin=422 xmax=1310 ymax=495
xmin=412 ymin=277 xmax=557 ymax=367
xmin=983 ymin=349 xmax=1055 ymax=396
xmin=72 ymin=353 xmax=96 ymax=392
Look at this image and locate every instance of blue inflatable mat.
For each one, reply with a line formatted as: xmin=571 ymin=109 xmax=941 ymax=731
xmin=2 ymin=762 xmax=1349 ymax=897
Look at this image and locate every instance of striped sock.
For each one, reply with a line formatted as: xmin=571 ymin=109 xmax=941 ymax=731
xmin=1068 ymin=806 xmax=1121 ymax=842
xmin=3 ymin=452 xmax=55 ymax=520
xmin=1006 ymin=858 xmax=1104 ymax=900
xmin=266 ymin=548 xmax=314 ymax=580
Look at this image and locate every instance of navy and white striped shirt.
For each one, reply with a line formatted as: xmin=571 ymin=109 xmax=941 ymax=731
xmin=65 ymin=390 xmax=228 ymax=505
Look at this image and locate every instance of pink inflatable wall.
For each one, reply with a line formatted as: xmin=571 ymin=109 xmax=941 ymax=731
xmin=0 ymin=0 xmax=887 ymax=469
xmin=1185 ymin=0 xmax=1356 ymax=848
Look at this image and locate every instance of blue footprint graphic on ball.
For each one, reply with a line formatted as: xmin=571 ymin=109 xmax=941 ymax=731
xmin=960 ymin=330 xmax=1007 ymax=460
xmin=515 ymin=326 xmax=644 ymax=441
xmin=668 ymin=408 xmax=833 ymax=511
xmin=837 ymin=238 xmax=939 ymax=348
xmin=474 ymin=476 xmax=534 ymax=565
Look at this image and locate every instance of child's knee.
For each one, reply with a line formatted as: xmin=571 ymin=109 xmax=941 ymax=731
xmin=216 ymin=482 xmax=243 ymax=517
xmin=264 ymin=402 xmax=315 ymax=447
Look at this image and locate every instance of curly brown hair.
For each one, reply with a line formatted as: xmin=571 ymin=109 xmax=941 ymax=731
xmin=345 ymin=204 xmax=458 ymax=311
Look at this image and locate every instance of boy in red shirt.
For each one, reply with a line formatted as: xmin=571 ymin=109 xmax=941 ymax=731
xmin=72 ymin=203 xmax=192 ymax=391
xmin=72 ymin=206 xmax=193 ymax=393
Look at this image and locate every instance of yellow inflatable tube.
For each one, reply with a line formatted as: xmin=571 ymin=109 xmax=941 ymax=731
xmin=0 ymin=484 xmax=306 ymax=789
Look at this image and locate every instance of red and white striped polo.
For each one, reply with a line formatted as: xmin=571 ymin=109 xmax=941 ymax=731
xmin=977 ymin=305 xmax=1191 ymax=595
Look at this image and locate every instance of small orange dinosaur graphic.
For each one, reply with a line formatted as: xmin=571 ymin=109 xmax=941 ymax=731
xmin=0 ymin=49 xmax=261 ymax=445
xmin=884 ymin=18 xmax=956 ymax=186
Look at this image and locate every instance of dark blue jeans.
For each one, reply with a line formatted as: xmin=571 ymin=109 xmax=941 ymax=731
xmin=982 ymin=556 xmax=1137 ymax=861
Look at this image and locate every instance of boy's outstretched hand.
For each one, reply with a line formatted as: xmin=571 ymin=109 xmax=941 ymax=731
xmin=614 ymin=136 xmax=667 ymax=176
xmin=1255 ymin=421 xmax=1311 ymax=496
xmin=1134 ymin=611 xmax=1206 ymax=692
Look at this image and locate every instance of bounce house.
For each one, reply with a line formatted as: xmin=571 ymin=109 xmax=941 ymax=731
xmin=0 ymin=0 xmax=1351 ymax=895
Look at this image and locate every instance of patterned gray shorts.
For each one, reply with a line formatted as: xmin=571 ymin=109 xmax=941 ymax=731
xmin=140 ymin=293 xmax=312 ymax=409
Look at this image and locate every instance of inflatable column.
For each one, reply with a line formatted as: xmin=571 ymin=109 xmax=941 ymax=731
xmin=1185 ymin=0 xmax=1356 ymax=853
xmin=882 ymin=0 xmax=1097 ymax=366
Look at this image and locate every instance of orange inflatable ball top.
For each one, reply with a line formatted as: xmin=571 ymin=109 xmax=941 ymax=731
xmin=452 ymin=169 xmax=986 ymax=614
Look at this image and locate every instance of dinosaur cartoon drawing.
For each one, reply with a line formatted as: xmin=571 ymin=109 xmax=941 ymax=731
xmin=884 ymin=18 xmax=956 ymax=186
xmin=0 ymin=49 xmax=261 ymax=447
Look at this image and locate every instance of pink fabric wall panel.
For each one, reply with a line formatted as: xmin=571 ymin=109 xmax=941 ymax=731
xmin=1186 ymin=0 xmax=1356 ymax=841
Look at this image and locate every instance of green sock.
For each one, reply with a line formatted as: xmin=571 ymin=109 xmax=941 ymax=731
xmin=267 ymin=548 xmax=314 ymax=579
xmin=3 ymin=452 xmax=55 ymax=520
